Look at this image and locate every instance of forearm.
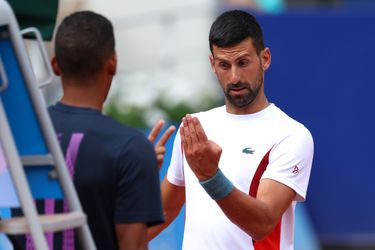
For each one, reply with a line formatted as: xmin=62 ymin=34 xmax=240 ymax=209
xmin=148 ymin=178 xmax=185 ymax=241
xmin=116 ymin=223 xmax=148 ymax=250
xmin=198 ymin=169 xmax=276 ymax=239
xmin=213 ymin=178 xmax=296 ymax=241
xmin=216 ymin=188 xmax=276 ymax=240
xmin=147 ymin=207 xmax=180 ymax=241
xmin=198 ymin=169 xmax=294 ymax=240
xmin=118 ymin=239 xmax=147 ymax=250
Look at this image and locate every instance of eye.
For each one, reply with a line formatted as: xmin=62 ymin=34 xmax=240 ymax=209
xmin=238 ymin=59 xmax=249 ymax=67
xmin=218 ymin=61 xmax=229 ymax=70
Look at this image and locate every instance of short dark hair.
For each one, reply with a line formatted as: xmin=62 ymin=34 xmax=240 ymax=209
xmin=209 ymin=10 xmax=265 ymax=54
xmin=54 ymin=11 xmax=115 ymax=78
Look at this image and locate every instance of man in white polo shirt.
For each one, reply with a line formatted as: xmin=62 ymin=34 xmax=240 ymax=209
xmin=148 ymin=10 xmax=314 ymax=250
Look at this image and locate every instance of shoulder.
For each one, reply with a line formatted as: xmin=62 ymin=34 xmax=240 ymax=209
xmin=272 ymin=105 xmax=312 ymax=138
xmin=102 ymin=123 xmax=157 ymax=175
xmin=114 ymin=127 xmax=156 ymax=163
xmin=270 ymin=105 xmax=314 ymax=152
xmin=103 ymin=121 xmax=155 ymax=161
xmin=82 ymin=112 xmax=146 ymax=142
xmin=48 ymin=104 xmax=60 ymax=118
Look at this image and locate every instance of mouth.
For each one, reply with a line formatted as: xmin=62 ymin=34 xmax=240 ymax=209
xmin=229 ymin=87 xmax=248 ymax=95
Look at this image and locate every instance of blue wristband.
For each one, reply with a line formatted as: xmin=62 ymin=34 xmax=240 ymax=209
xmin=199 ymin=169 xmax=234 ymax=200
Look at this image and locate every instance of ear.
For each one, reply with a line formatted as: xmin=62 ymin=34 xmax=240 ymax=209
xmin=261 ymin=48 xmax=271 ymax=71
xmin=209 ymin=54 xmax=216 ymax=73
xmin=51 ymin=56 xmax=61 ymax=76
xmin=108 ymin=53 xmax=117 ymax=76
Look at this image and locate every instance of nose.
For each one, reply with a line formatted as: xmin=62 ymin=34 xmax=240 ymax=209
xmin=229 ymin=67 xmax=240 ymax=84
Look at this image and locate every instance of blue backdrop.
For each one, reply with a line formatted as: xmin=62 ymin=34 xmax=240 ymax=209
xmin=256 ymin=9 xmax=375 ymax=245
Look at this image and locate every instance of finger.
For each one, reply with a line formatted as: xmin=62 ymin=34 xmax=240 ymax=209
xmin=155 ymin=146 xmax=167 ymax=170
xmin=193 ymin=117 xmax=208 ymax=141
xmin=156 ymin=125 xmax=176 ymax=147
xmin=154 ymin=146 xmax=166 ymax=155
xmin=181 ymin=117 xmax=190 ymax=150
xmin=156 ymin=154 xmax=164 ymax=162
xmin=148 ymin=120 xmax=165 ymax=144
xmin=180 ymin=126 xmax=185 ymax=146
xmin=186 ymin=114 xmax=199 ymax=143
xmin=156 ymin=155 xmax=164 ymax=170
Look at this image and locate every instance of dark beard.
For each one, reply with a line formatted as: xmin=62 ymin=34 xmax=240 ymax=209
xmin=224 ymin=81 xmax=261 ymax=108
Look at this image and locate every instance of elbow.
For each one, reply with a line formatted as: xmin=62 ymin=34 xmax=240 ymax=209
xmin=251 ymin=228 xmax=273 ymax=241
xmin=249 ymin=217 xmax=279 ymax=241
xmin=163 ymin=206 xmax=180 ymax=224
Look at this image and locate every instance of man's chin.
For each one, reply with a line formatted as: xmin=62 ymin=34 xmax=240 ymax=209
xmin=228 ymin=98 xmax=251 ymax=108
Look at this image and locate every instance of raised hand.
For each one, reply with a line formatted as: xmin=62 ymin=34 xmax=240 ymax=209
xmin=148 ymin=120 xmax=176 ymax=170
xmin=180 ymin=114 xmax=222 ymax=181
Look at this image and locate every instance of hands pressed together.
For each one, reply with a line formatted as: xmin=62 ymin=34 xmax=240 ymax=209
xmin=180 ymin=114 xmax=222 ymax=181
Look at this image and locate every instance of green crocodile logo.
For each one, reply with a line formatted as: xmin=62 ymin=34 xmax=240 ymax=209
xmin=242 ymin=147 xmax=255 ymax=154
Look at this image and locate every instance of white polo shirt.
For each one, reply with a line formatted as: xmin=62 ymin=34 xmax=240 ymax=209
xmin=167 ymin=104 xmax=314 ymax=250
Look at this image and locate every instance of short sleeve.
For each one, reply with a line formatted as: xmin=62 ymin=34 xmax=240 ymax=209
xmin=262 ymin=126 xmax=314 ymax=201
xmin=167 ymin=126 xmax=185 ymax=187
xmin=114 ymin=134 xmax=164 ymax=226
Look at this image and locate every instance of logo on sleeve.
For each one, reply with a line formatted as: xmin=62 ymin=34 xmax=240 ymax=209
xmin=242 ymin=147 xmax=255 ymax=154
xmin=292 ymin=166 xmax=300 ymax=174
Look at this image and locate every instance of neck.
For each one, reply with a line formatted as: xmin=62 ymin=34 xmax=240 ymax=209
xmin=60 ymin=76 xmax=110 ymax=111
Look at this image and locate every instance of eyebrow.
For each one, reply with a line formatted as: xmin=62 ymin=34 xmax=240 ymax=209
xmin=214 ymin=53 xmax=252 ymax=63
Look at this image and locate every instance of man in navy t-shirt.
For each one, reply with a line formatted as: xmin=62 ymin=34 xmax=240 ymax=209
xmin=47 ymin=11 xmax=173 ymax=250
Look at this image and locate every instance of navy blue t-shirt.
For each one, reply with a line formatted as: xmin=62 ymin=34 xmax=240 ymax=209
xmin=45 ymin=102 xmax=163 ymax=249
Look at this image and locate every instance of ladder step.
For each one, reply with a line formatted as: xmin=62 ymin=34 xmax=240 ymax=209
xmin=21 ymin=154 xmax=54 ymax=166
xmin=0 ymin=211 xmax=86 ymax=235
